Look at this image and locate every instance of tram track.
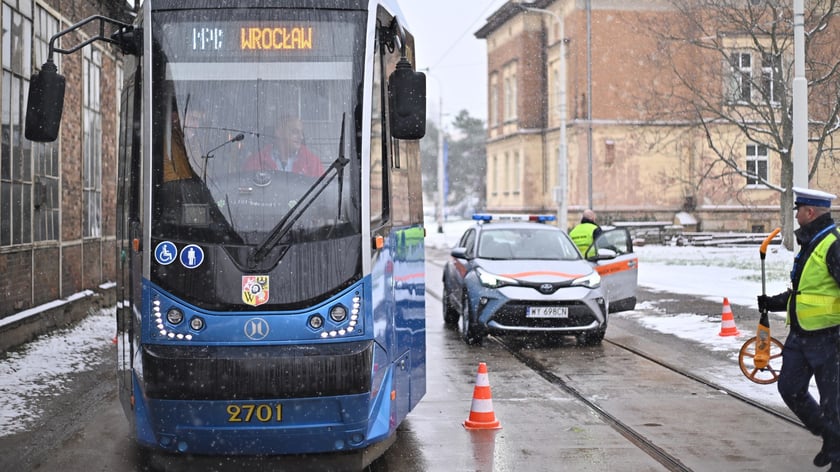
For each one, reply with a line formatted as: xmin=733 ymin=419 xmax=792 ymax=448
xmin=494 ymin=336 xmax=693 ymax=472
xmin=493 ymin=333 xmax=807 ymax=472
xmin=603 ymin=337 xmax=804 ymax=430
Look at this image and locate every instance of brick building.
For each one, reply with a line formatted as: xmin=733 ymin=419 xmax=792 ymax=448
xmin=0 ymin=0 xmax=131 ymax=322
xmin=476 ymin=0 xmax=840 ymax=233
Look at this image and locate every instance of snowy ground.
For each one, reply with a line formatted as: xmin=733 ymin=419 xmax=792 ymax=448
xmin=0 ymin=219 xmax=801 ymax=436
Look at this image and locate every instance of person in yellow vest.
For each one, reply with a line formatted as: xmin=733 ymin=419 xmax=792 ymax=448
xmin=758 ymin=187 xmax=840 ymax=470
xmin=569 ymin=209 xmax=602 ymax=258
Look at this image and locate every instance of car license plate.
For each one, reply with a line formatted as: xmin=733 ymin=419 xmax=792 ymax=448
xmin=226 ymin=403 xmax=282 ymax=423
xmin=527 ymin=306 xmax=568 ymax=318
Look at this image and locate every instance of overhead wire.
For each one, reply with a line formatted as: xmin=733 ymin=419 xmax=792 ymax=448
xmin=429 ymin=0 xmax=505 ymax=70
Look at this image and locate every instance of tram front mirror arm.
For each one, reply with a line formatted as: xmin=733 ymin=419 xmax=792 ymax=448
xmin=25 ymin=17 xmax=138 ymax=143
xmin=25 ymin=59 xmax=66 ymax=143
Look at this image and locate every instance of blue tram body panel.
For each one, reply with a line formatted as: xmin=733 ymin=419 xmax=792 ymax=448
xmin=130 ymin=223 xmax=425 ymax=455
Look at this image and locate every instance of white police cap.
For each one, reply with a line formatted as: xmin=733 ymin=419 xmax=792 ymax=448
xmin=793 ymin=187 xmax=836 ymax=208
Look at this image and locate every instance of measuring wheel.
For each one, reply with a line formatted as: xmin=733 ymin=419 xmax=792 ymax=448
xmin=738 ymin=336 xmax=784 ymax=384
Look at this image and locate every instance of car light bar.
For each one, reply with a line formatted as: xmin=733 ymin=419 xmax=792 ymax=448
xmin=472 ymin=213 xmax=556 ymax=223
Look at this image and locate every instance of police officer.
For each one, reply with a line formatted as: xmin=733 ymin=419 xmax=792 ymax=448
xmin=758 ymin=187 xmax=840 ymax=470
xmin=569 ymin=209 xmax=602 ymax=257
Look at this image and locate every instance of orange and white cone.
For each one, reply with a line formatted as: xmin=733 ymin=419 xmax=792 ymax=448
xmin=464 ymin=362 xmax=502 ymax=430
xmin=718 ymin=297 xmax=740 ymax=337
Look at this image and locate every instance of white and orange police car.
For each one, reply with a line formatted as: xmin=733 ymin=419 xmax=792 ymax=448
xmin=442 ymin=214 xmax=638 ymax=345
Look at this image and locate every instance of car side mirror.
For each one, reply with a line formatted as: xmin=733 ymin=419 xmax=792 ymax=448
xmin=450 ymin=247 xmax=467 ymax=259
xmin=587 ymin=248 xmax=617 ymax=261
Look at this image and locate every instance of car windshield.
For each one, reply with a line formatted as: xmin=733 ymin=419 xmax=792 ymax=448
xmin=477 ymin=228 xmax=580 ymax=260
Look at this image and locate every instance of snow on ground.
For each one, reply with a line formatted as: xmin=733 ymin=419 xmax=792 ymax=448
xmin=0 ymin=308 xmax=114 ymax=436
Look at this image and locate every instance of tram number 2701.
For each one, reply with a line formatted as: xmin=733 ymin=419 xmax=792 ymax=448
xmin=226 ymin=403 xmax=283 ymax=423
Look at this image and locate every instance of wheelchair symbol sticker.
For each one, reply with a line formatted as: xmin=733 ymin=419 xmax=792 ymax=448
xmin=180 ymin=244 xmax=204 ymax=269
xmin=155 ymin=241 xmax=178 ymax=265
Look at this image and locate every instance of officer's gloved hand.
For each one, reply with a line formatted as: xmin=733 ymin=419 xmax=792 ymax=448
xmin=757 ymin=295 xmax=770 ymax=312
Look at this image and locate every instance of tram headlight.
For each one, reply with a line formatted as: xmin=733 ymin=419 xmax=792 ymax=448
xmin=166 ymin=308 xmax=184 ymax=325
xmin=189 ymin=316 xmax=205 ymax=331
xmin=329 ymin=305 xmax=347 ymax=323
xmin=308 ymin=315 xmax=324 ymax=330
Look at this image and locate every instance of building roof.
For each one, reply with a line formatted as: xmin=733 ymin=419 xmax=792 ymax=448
xmin=474 ymin=0 xmax=554 ymax=39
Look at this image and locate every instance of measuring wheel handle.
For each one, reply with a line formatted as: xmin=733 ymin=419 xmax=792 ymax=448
xmin=738 ymin=335 xmax=784 ymax=385
xmin=739 ymin=227 xmax=784 ymax=385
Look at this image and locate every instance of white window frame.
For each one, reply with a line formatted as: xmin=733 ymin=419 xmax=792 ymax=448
xmin=728 ymin=51 xmax=752 ymax=104
xmin=761 ymin=52 xmax=781 ymax=105
xmin=745 ymin=143 xmax=768 ymax=187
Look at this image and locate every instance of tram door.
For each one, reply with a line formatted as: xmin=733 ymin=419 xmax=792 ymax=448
xmin=116 ymin=62 xmax=142 ymax=414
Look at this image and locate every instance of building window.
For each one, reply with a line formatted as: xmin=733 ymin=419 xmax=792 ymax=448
xmin=503 ymin=62 xmax=517 ymax=122
xmin=489 ymin=73 xmax=498 ymax=127
xmin=83 ymin=47 xmax=102 ymax=238
xmin=1 ymin=2 xmax=32 ymax=246
xmin=503 ymin=152 xmax=509 ymax=195
xmin=491 ymin=154 xmax=498 ymax=196
xmin=503 ymin=77 xmax=512 ymax=121
xmin=761 ymin=53 xmax=781 ymax=105
xmin=32 ymin=6 xmax=59 ymax=242
xmin=552 ymin=65 xmax=560 ymax=125
xmin=512 ymin=151 xmax=520 ymax=195
xmin=727 ymin=52 xmax=752 ymax=104
xmin=746 ymin=143 xmax=768 ymax=187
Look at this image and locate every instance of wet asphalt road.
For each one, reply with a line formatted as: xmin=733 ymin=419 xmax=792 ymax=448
xmin=0 ymin=249 xmax=811 ymax=471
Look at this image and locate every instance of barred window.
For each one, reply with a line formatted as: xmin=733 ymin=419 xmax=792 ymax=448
xmin=1 ymin=2 xmax=32 ymax=246
xmin=32 ymin=5 xmax=59 ymax=242
xmin=83 ymin=47 xmax=102 ymax=238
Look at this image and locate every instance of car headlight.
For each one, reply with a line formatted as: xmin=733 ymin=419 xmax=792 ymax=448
xmin=571 ymin=271 xmax=601 ymax=288
xmin=476 ymin=267 xmax=519 ymax=288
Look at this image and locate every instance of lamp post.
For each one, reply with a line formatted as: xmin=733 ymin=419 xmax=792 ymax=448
xmin=792 ymin=0 xmax=807 ymax=192
xmin=422 ymin=68 xmax=446 ymax=233
xmin=516 ymin=3 xmax=569 ymax=230
xmin=586 ymin=0 xmax=593 ymax=210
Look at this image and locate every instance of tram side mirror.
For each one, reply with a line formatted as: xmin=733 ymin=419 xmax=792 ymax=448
xmin=25 ymin=60 xmax=66 ymax=142
xmin=389 ymin=58 xmax=426 ymax=140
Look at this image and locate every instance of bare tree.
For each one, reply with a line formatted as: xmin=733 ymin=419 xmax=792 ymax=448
xmin=643 ymin=0 xmax=840 ymax=248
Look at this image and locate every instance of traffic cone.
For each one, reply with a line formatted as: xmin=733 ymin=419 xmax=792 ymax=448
xmin=463 ymin=362 xmax=502 ymax=430
xmin=718 ymin=297 xmax=740 ymax=336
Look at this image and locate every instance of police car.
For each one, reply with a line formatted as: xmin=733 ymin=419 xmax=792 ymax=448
xmin=442 ymin=214 xmax=638 ymax=345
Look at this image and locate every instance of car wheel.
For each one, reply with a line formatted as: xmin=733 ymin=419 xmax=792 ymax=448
xmin=460 ymin=290 xmax=484 ymax=345
xmin=576 ymin=327 xmax=606 ymax=346
xmin=442 ymin=285 xmax=459 ymax=325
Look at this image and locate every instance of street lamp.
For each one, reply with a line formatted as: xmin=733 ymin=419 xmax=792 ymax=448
xmin=792 ymin=0 xmax=807 ymax=192
xmin=586 ymin=0 xmax=593 ymax=210
xmin=516 ymin=2 xmax=569 ymax=230
xmin=422 ymin=68 xmax=446 ymax=233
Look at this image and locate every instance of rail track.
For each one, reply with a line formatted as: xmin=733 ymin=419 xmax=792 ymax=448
xmin=490 ymin=332 xmax=806 ymax=472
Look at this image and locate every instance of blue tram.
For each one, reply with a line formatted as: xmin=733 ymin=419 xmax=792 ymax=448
xmin=26 ymin=0 xmax=427 ymax=465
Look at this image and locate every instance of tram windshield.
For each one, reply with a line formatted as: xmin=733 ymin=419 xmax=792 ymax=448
xmin=150 ymin=9 xmax=364 ymax=257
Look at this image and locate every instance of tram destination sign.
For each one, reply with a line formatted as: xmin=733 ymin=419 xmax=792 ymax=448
xmin=160 ymin=18 xmax=356 ymax=61
xmin=191 ymin=25 xmax=313 ymax=51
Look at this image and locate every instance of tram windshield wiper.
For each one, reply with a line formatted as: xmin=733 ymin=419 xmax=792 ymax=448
xmin=247 ymin=114 xmax=348 ymax=268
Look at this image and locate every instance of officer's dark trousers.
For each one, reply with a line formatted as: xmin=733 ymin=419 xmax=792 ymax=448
xmin=778 ymin=329 xmax=840 ymax=462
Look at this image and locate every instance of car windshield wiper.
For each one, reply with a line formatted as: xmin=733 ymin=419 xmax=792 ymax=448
xmin=247 ymin=114 xmax=348 ymax=268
